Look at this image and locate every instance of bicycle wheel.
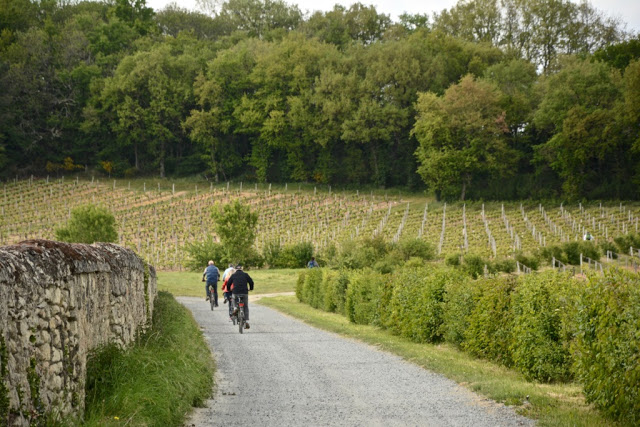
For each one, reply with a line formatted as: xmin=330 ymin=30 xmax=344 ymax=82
xmin=209 ymin=287 xmax=215 ymax=311
xmin=238 ymin=307 xmax=244 ymax=334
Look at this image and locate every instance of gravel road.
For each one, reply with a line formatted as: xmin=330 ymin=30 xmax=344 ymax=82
xmin=178 ymin=296 xmax=534 ymax=427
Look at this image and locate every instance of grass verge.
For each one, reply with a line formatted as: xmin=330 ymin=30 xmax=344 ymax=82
xmin=157 ymin=269 xmax=299 ymax=297
xmin=258 ymin=295 xmax=616 ymax=427
xmin=82 ymin=291 xmax=214 ymax=426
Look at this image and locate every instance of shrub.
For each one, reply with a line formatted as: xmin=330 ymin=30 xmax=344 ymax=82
xmin=337 ymin=237 xmax=390 ymax=269
xmin=327 ymin=270 xmax=350 ymax=315
xmin=463 ymin=276 xmax=515 ymax=366
xmin=295 ymin=270 xmax=306 ymax=302
xmin=493 ymin=258 xmax=516 ymax=274
xmin=613 ymin=233 xmax=640 ymax=254
xmin=445 ymin=253 xmax=461 ymax=267
xmin=510 ymin=272 xmax=575 ymax=382
xmin=55 ymin=204 xmax=117 ymax=244
xmin=599 ymin=240 xmax=618 ymax=258
xmin=345 ymin=269 xmax=386 ymax=325
xmin=572 ymin=270 xmax=640 ymax=424
xmin=321 ymin=269 xmax=339 ymax=312
xmin=441 ymin=274 xmax=477 ymax=346
xmin=262 ymin=240 xmax=282 ymax=267
xmin=277 ymin=241 xmax=314 ymax=268
xmin=384 ymin=267 xmax=452 ymax=343
xmin=462 ymin=254 xmax=487 ymax=279
xmin=397 ymin=238 xmax=435 ymax=261
xmin=515 ymin=252 xmax=540 ymax=270
xmin=183 ymin=238 xmax=227 ymax=271
xmin=302 ymin=268 xmax=323 ymax=309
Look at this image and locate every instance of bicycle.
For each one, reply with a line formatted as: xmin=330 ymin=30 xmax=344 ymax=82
xmin=233 ymin=295 xmax=247 ymax=334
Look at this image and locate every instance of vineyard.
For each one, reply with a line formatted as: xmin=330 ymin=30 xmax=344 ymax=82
xmin=2 ymin=177 xmax=640 ymax=270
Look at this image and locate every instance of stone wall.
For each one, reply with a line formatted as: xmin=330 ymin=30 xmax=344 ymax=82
xmin=0 ymin=240 xmax=157 ymax=426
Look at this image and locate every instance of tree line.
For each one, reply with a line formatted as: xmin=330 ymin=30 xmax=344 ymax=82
xmin=0 ymin=0 xmax=639 ymax=200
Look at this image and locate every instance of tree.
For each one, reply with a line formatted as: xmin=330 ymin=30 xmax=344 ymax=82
xmin=55 ymin=205 xmax=118 ymax=244
xmin=211 ymin=200 xmax=258 ymax=263
xmin=412 ymin=74 xmax=516 ymax=200
xmin=533 ymin=57 xmax=626 ymax=198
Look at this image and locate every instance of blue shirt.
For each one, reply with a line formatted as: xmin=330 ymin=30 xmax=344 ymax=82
xmin=205 ymin=265 xmax=219 ymax=283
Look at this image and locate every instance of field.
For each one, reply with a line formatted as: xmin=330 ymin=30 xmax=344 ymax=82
xmin=2 ymin=176 xmax=640 ymax=270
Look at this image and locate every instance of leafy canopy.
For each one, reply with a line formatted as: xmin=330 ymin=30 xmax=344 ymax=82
xmin=55 ymin=205 xmax=118 ymax=244
xmin=211 ymin=200 xmax=258 ymax=263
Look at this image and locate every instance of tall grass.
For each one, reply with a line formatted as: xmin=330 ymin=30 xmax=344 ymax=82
xmin=83 ymin=291 xmax=214 ymax=426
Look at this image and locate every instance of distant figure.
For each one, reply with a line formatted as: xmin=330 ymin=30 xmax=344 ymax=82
xmin=307 ymin=257 xmax=319 ymax=268
xmin=202 ymin=260 xmax=220 ymax=306
xmin=583 ymin=232 xmax=593 ymax=241
xmin=222 ymin=263 xmax=235 ymax=305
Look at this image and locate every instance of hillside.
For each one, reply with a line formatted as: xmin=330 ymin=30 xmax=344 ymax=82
xmin=2 ymin=177 xmax=640 ymax=270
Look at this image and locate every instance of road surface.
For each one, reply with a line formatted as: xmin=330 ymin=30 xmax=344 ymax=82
xmin=178 ymin=296 xmax=534 ymax=427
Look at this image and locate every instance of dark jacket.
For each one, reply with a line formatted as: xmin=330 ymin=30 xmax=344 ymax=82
xmin=228 ymin=270 xmax=254 ymax=294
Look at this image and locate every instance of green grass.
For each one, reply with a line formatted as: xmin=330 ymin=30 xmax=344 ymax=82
xmin=258 ymin=295 xmax=618 ymax=427
xmin=157 ymin=269 xmax=299 ymax=297
xmin=82 ymin=291 xmax=214 ymax=426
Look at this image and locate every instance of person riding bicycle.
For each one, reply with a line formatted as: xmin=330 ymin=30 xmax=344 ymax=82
xmin=222 ymin=265 xmax=236 ymax=319
xmin=221 ymin=263 xmax=235 ymax=304
xmin=202 ymin=260 xmax=220 ymax=307
xmin=227 ymin=263 xmax=254 ymax=329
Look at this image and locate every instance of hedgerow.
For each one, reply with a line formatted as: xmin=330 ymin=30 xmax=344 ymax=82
xmin=295 ymin=265 xmax=640 ymax=422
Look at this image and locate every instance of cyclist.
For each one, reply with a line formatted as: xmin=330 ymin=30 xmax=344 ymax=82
xmin=222 ymin=265 xmax=236 ymax=319
xmin=307 ymin=257 xmax=319 ymax=268
xmin=202 ymin=260 xmax=220 ymax=307
xmin=228 ymin=263 xmax=254 ymax=329
xmin=221 ymin=263 xmax=235 ymax=303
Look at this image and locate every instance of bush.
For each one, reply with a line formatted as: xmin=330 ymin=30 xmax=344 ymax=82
xmin=183 ymin=238 xmax=228 ymax=271
xmin=373 ymin=251 xmax=404 ymax=274
xmin=384 ymin=267 xmax=452 ymax=343
xmin=295 ymin=270 xmax=306 ymax=302
xmin=463 ymin=254 xmax=487 ymax=279
xmin=510 ymin=272 xmax=575 ymax=382
xmin=515 ymin=252 xmax=540 ymax=270
xmin=463 ymin=276 xmax=515 ymax=366
xmin=441 ymin=274 xmax=477 ymax=346
xmin=277 ymin=241 xmax=314 ymax=268
xmin=599 ymin=240 xmax=618 ymax=258
xmin=262 ymin=240 xmax=282 ymax=267
xmin=397 ymin=238 xmax=435 ymax=261
xmin=572 ymin=270 xmax=640 ymax=424
xmin=327 ymin=270 xmax=350 ymax=315
xmin=493 ymin=258 xmax=516 ymax=274
xmin=445 ymin=253 xmax=461 ymax=267
xmin=613 ymin=233 xmax=640 ymax=254
xmin=55 ymin=204 xmax=117 ymax=244
xmin=336 ymin=237 xmax=390 ymax=269
xmin=301 ymin=268 xmax=323 ymax=309
xmin=345 ymin=269 xmax=386 ymax=325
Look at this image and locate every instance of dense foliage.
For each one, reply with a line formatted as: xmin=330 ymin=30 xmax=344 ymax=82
xmin=55 ymin=204 xmax=118 ymax=243
xmin=297 ymin=267 xmax=640 ymax=422
xmin=1 ymin=0 xmax=638 ymax=200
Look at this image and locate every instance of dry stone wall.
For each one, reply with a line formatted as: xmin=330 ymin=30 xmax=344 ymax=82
xmin=0 ymin=240 xmax=157 ymax=426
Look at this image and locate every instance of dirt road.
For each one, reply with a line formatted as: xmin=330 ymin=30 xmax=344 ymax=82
xmin=178 ymin=296 xmax=534 ymax=427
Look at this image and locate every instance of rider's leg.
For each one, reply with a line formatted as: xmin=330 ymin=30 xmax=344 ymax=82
xmin=212 ymin=282 xmax=219 ymax=306
xmin=205 ymin=282 xmax=210 ymax=300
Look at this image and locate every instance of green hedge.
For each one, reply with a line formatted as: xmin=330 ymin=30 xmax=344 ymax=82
xmin=345 ymin=269 xmax=386 ymax=325
xmin=462 ymin=276 xmax=515 ymax=366
xmin=383 ymin=267 xmax=457 ymax=343
xmin=573 ymin=270 xmax=640 ymax=424
xmin=510 ymin=272 xmax=575 ymax=382
xmin=295 ymin=266 xmax=640 ymax=423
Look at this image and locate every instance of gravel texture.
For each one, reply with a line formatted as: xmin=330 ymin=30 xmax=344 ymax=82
xmin=178 ymin=296 xmax=534 ymax=427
